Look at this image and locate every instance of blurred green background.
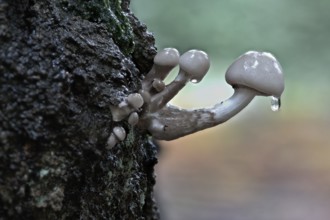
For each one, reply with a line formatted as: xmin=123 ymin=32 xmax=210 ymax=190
xmin=132 ymin=1 xmax=330 ymax=219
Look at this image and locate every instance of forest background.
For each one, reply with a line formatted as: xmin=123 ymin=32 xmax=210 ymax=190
xmin=132 ymin=1 xmax=330 ymax=219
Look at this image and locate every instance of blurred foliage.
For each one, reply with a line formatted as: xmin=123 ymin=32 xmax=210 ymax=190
xmin=131 ymin=2 xmax=330 ymax=219
xmin=132 ymin=0 xmax=330 ymax=115
xmin=132 ymin=0 xmax=330 ymax=67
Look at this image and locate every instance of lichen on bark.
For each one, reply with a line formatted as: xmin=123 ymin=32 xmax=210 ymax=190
xmin=0 ymin=0 xmax=159 ymax=219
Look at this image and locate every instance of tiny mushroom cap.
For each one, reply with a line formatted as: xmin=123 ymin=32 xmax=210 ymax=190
xmin=127 ymin=93 xmax=144 ymax=110
xmin=152 ymin=79 xmax=165 ymax=92
xmin=225 ymin=51 xmax=284 ymax=98
xmin=143 ymin=48 xmax=180 ymax=90
xmin=106 ymin=133 xmax=117 ymax=149
xmin=154 ymin=48 xmax=180 ymax=68
xmin=110 ymin=104 xmax=130 ymax=122
xmin=113 ymin=126 xmax=126 ymax=141
xmin=179 ymin=49 xmax=210 ymax=83
xmin=128 ymin=112 xmax=139 ymax=126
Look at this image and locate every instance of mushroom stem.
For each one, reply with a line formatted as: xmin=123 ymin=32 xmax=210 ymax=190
xmin=149 ymin=71 xmax=189 ymax=112
xmin=212 ymin=87 xmax=256 ymax=122
xmin=140 ymin=87 xmax=257 ymax=140
xmin=142 ymin=66 xmax=172 ymax=92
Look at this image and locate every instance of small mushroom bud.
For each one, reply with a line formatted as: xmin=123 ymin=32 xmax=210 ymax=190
xmin=106 ymin=126 xmax=127 ymax=149
xmin=127 ymin=93 xmax=144 ymax=110
xmin=106 ymin=133 xmax=117 ymax=149
xmin=152 ymin=79 xmax=165 ymax=92
xmin=110 ymin=103 xmax=131 ymax=122
xmin=128 ymin=112 xmax=139 ymax=126
xmin=110 ymin=93 xmax=144 ymax=122
xmin=113 ymin=126 xmax=126 ymax=141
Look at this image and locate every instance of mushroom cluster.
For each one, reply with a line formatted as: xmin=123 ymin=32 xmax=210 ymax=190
xmin=140 ymin=48 xmax=210 ymax=113
xmin=108 ymin=48 xmax=284 ymax=146
xmin=106 ymin=126 xmax=126 ymax=149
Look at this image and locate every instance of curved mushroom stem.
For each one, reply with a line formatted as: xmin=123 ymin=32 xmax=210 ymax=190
xmin=139 ymin=87 xmax=257 ymax=140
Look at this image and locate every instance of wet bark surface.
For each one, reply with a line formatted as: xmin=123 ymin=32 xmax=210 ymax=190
xmin=0 ymin=0 xmax=158 ymax=219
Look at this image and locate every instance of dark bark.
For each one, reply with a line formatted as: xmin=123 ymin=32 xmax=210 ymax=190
xmin=0 ymin=0 xmax=159 ymax=219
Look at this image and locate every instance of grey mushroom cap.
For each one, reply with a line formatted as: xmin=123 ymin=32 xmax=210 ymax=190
xmin=127 ymin=93 xmax=144 ymax=110
xmin=154 ymin=48 xmax=180 ymax=67
xmin=179 ymin=49 xmax=210 ymax=83
xmin=225 ymin=51 xmax=284 ymax=98
xmin=143 ymin=48 xmax=180 ymax=90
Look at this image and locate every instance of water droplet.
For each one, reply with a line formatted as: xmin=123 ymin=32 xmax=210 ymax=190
xmin=190 ymin=79 xmax=198 ymax=83
xmin=271 ymin=96 xmax=281 ymax=111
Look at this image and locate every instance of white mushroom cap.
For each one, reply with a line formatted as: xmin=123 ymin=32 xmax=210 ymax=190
xmin=225 ymin=51 xmax=284 ymax=97
xmin=154 ymin=48 xmax=180 ymax=67
xmin=179 ymin=49 xmax=210 ymax=83
xmin=113 ymin=126 xmax=126 ymax=141
xmin=110 ymin=103 xmax=131 ymax=122
xmin=106 ymin=133 xmax=117 ymax=149
xmin=128 ymin=112 xmax=139 ymax=126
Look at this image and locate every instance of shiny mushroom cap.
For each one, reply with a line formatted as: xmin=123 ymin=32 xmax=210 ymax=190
xmin=225 ymin=51 xmax=284 ymax=97
xmin=113 ymin=126 xmax=126 ymax=141
xmin=179 ymin=49 xmax=210 ymax=83
xmin=127 ymin=93 xmax=144 ymax=110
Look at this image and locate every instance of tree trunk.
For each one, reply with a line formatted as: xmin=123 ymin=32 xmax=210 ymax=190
xmin=0 ymin=0 xmax=159 ymax=219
